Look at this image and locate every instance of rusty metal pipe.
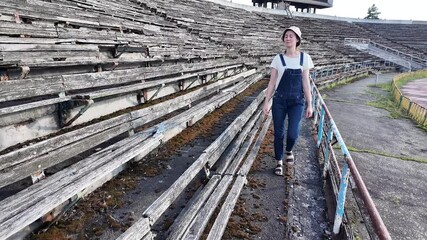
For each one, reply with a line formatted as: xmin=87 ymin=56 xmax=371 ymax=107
xmin=312 ymin=80 xmax=391 ymax=239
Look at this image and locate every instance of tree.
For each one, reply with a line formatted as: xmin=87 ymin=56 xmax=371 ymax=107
xmin=365 ymin=4 xmax=381 ymax=19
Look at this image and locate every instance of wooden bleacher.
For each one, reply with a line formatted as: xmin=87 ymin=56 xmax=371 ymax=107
xmin=0 ymin=0 xmax=422 ymax=238
xmin=356 ymin=22 xmax=427 ymax=57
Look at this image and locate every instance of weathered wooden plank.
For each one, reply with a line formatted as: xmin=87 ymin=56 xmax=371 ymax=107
xmin=0 ymin=122 xmax=132 ymax=188
xmin=0 ymin=130 xmax=158 ymax=239
xmin=166 ymin=175 xmax=221 ymax=240
xmin=143 ymin=87 xmax=262 ymax=222
xmin=205 ymin=116 xmax=272 ymax=240
xmin=26 ymin=0 xmax=83 ymax=11
xmin=86 ymin=73 xmax=198 ymax=99
xmin=57 ymin=27 xmax=118 ymax=40
xmin=142 ymin=231 xmax=154 ymax=240
xmin=129 ymin=69 xmax=249 ymax=127
xmin=0 ymin=36 xmax=121 ymax=45
xmin=0 ymin=97 xmax=71 ymax=117
xmin=0 ymin=44 xmax=99 ymax=52
xmin=0 ymin=69 xmax=250 ymax=181
xmin=0 ymin=70 xmax=255 ymax=237
xmin=0 ymin=114 xmax=130 ymax=171
xmin=0 ymin=76 xmax=64 ymax=102
xmin=215 ymin=111 xmax=262 ymax=175
xmin=206 ymin=176 xmax=246 ymax=240
xmin=182 ymin=176 xmax=234 ymax=239
xmin=87 ymin=64 xmax=243 ymax=99
xmin=142 ymin=150 xmax=211 ymax=223
xmin=225 ymin=121 xmax=262 ymax=176
xmin=116 ymin=217 xmax=150 ymax=240
xmin=62 ymin=60 xmax=240 ymax=91
xmin=1 ymin=50 xmax=99 ymax=61
xmin=238 ymin=115 xmax=272 ymax=176
xmin=0 ymin=21 xmax=58 ymax=38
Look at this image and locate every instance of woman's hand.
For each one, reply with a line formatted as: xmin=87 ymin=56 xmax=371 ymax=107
xmin=305 ymin=104 xmax=313 ymax=118
xmin=263 ymin=102 xmax=270 ymax=117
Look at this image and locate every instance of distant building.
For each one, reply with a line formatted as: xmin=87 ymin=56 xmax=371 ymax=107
xmin=253 ymin=0 xmax=333 ymax=13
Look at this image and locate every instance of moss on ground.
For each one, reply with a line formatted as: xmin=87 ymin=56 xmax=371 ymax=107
xmin=366 ymin=90 xmax=409 ymax=119
xmin=319 ymin=73 xmax=369 ymax=91
xmin=344 ymin=145 xmax=427 ymax=164
xmin=366 ymin=72 xmax=427 ymax=131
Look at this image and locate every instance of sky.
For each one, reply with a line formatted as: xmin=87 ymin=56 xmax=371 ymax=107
xmin=230 ymin=0 xmax=427 ymax=21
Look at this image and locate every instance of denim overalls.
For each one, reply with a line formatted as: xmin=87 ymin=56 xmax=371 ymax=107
xmin=272 ymin=52 xmax=305 ymax=161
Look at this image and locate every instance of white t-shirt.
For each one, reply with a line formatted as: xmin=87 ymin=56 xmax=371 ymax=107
xmin=270 ymin=52 xmax=314 ymax=90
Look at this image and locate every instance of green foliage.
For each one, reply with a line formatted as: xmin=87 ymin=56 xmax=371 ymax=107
xmin=364 ymin=4 xmax=381 ymax=19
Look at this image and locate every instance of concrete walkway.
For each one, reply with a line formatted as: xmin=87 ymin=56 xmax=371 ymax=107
xmin=227 ymin=117 xmax=329 ymax=239
xmin=285 ymin=117 xmax=329 ymax=239
xmin=322 ymin=72 xmax=427 ymax=240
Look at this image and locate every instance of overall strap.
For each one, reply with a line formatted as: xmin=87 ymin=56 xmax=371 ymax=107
xmin=299 ymin=52 xmax=304 ymax=67
xmin=279 ymin=54 xmax=286 ymax=67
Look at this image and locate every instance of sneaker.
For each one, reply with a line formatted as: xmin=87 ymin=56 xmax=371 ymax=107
xmin=285 ymin=151 xmax=294 ymax=164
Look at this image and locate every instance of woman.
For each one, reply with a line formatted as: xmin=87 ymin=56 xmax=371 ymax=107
xmin=262 ymin=26 xmax=314 ymax=176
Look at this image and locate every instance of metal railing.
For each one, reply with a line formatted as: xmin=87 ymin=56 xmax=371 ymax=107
xmin=310 ymin=79 xmax=392 ymax=239
xmin=391 ymin=72 xmax=427 ymax=127
xmin=344 ymin=38 xmax=427 ymax=69
xmin=344 ymin=37 xmax=371 ymax=45
xmin=310 ymin=60 xmax=394 ymax=82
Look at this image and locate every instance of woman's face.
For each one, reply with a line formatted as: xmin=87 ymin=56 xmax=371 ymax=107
xmin=283 ymin=30 xmax=299 ymax=48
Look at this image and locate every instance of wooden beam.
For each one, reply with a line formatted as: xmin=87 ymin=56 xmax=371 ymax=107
xmin=0 ymin=115 xmax=130 ymax=171
xmin=167 ymin=175 xmax=221 ymax=240
xmin=0 ymin=76 xmax=65 ymax=102
xmin=0 ymin=122 xmax=132 ymax=188
xmin=207 ymin=116 xmax=272 ymax=240
xmin=181 ymin=175 xmax=234 ymax=239
xmin=205 ymin=176 xmax=246 ymax=240
xmin=0 ymin=130 xmax=158 ymax=239
xmin=238 ymin=115 xmax=272 ymax=176
xmin=215 ymin=111 xmax=262 ymax=175
xmin=0 ymin=70 xmax=263 ymax=239
xmin=116 ymin=217 xmax=151 ymax=240
xmin=142 ymin=86 xmax=263 ymax=223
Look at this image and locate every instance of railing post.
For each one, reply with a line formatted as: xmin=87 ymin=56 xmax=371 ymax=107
xmin=317 ymin=107 xmax=325 ymax=147
xmin=313 ymin=98 xmax=320 ymax=127
xmin=422 ymin=113 xmax=427 ymax=126
xmin=333 ymin=159 xmax=350 ymax=235
xmin=323 ymin=127 xmax=333 ymax=178
xmin=311 ymin=83 xmax=316 ymax=108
